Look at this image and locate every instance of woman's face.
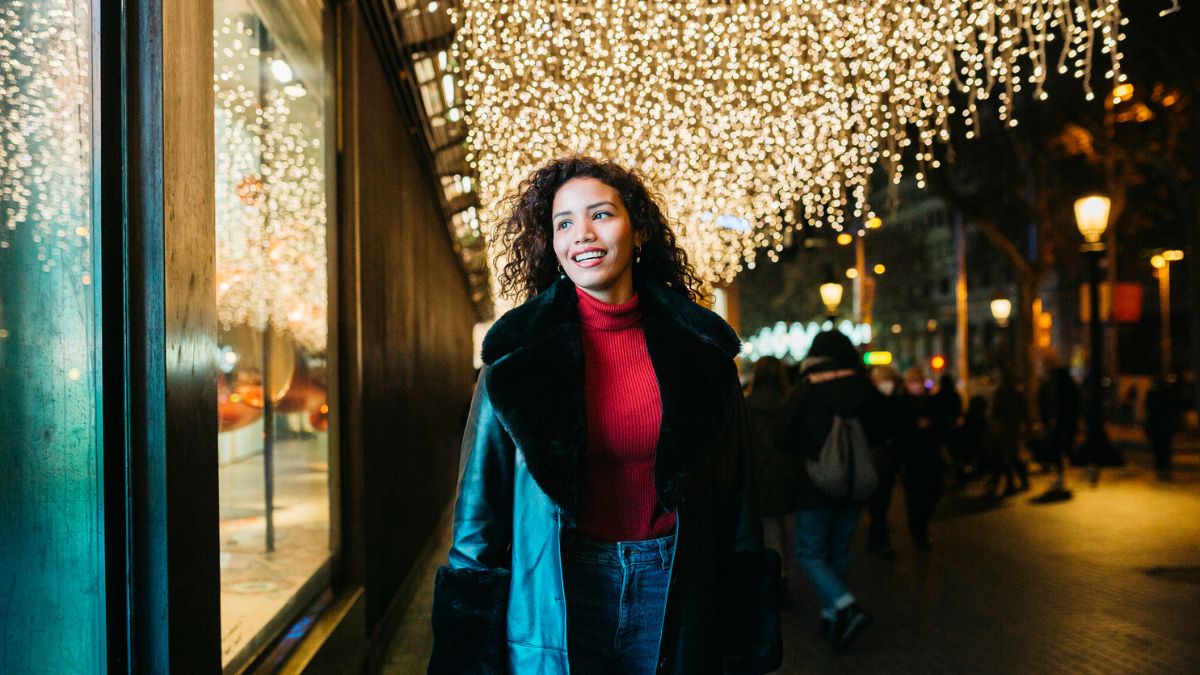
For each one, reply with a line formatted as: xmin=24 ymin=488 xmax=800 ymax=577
xmin=551 ymin=177 xmax=639 ymax=304
xmin=905 ymin=379 xmax=927 ymax=397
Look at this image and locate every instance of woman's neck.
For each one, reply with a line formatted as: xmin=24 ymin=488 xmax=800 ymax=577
xmin=576 ymin=286 xmax=642 ymax=331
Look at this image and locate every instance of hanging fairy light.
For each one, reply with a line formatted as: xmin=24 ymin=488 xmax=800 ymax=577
xmin=0 ymin=2 xmax=92 ymax=277
xmin=214 ymin=17 xmax=328 ymax=352
xmin=452 ymin=0 xmax=1124 ymax=286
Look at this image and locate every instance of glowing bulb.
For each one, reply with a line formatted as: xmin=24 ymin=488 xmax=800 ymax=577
xmin=1074 ymin=195 xmax=1111 ymax=244
xmin=454 ymin=0 xmax=1125 ymax=292
xmin=270 ymin=59 xmax=294 ymax=84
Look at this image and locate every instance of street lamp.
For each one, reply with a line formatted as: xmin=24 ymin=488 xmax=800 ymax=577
xmin=1151 ymin=250 xmax=1185 ymax=376
xmin=1074 ymin=195 xmax=1110 ymax=249
xmin=820 ymin=281 xmax=844 ymax=318
xmin=1074 ymin=194 xmax=1117 ymax=480
xmin=989 ymin=298 xmax=1012 ymax=327
xmin=990 ymin=296 xmax=1013 ymax=371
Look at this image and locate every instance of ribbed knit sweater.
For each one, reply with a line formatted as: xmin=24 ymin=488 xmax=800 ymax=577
xmin=575 ymin=287 xmax=675 ymax=542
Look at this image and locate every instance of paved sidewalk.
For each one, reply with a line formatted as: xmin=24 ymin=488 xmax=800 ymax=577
xmin=381 ymin=438 xmax=1200 ymax=673
xmin=779 ymin=443 xmax=1200 ymax=674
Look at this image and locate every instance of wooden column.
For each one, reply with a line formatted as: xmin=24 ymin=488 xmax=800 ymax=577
xmin=125 ymin=0 xmax=220 ymax=669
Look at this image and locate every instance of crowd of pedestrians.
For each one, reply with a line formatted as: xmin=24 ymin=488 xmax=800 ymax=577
xmin=742 ymin=330 xmax=1193 ymax=656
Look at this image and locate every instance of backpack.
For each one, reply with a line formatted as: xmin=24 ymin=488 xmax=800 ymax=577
xmin=806 ymin=414 xmax=878 ymax=500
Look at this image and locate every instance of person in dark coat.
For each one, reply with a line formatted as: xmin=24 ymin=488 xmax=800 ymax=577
xmin=954 ymin=395 xmax=989 ymax=483
xmin=893 ymin=367 xmax=944 ymax=551
xmin=429 ymin=157 xmax=781 ymax=674
xmin=1144 ymin=377 xmax=1182 ymax=481
xmin=1038 ymin=364 xmax=1079 ymax=491
xmin=866 ymin=365 xmax=902 ymax=557
xmin=933 ymin=373 xmax=964 ymax=444
xmin=986 ymin=369 xmax=1030 ymax=496
xmin=746 ymin=356 xmax=795 ymax=604
xmin=782 ymin=330 xmax=884 ymax=652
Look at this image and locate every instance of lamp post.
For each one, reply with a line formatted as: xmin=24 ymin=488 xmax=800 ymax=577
xmin=990 ymin=296 xmax=1013 ymax=369
xmin=1075 ymin=195 xmax=1117 ymax=481
xmin=820 ymin=281 xmax=844 ymax=319
xmin=990 ymin=297 xmax=1012 ymax=327
xmin=1151 ymin=250 xmax=1185 ymax=377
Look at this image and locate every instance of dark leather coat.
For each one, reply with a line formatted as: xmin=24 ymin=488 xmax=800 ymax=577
xmin=429 ymin=278 xmax=782 ymax=674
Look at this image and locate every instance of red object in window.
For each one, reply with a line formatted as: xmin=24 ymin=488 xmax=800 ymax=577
xmin=1113 ymin=282 xmax=1143 ymax=323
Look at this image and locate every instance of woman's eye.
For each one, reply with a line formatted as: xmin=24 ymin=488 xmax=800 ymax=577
xmin=556 ymin=220 xmax=571 ymax=230
xmin=592 ymin=211 xmax=610 ymax=220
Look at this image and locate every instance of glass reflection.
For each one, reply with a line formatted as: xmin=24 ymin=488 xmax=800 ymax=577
xmin=0 ymin=1 xmax=103 ymax=671
xmin=213 ymin=0 xmax=331 ymax=666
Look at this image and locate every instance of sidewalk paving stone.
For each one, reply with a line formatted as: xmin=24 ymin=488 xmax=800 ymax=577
xmin=780 ymin=444 xmax=1200 ymax=674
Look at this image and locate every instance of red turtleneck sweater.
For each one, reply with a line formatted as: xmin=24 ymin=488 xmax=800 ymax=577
xmin=575 ymin=287 xmax=675 ymax=542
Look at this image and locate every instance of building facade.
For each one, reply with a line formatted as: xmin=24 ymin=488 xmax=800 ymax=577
xmin=0 ymin=0 xmax=479 ymax=671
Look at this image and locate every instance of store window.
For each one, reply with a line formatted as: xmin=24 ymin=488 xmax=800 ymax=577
xmin=212 ymin=0 xmax=332 ymax=667
xmin=0 ymin=2 xmax=104 ymax=671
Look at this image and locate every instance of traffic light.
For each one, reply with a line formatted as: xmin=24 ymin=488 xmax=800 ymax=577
xmin=930 ymin=354 xmax=946 ymax=371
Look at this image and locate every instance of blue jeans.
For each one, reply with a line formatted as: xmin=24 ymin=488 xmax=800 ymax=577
xmin=563 ymin=533 xmax=675 ymax=674
xmin=794 ymin=507 xmax=860 ymax=615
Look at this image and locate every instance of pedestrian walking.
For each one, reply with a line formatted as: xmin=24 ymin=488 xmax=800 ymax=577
xmin=986 ymin=369 xmax=1030 ymax=497
xmin=782 ymin=330 xmax=884 ymax=653
xmin=1144 ymin=376 xmax=1182 ymax=481
xmin=1037 ymin=363 xmax=1080 ymax=491
xmin=866 ymin=365 xmax=902 ymax=557
xmin=428 ymin=156 xmax=781 ymax=674
xmin=894 ymin=367 xmax=944 ymax=551
xmin=934 ymin=373 xmax=964 ymax=439
xmin=746 ymin=356 xmax=796 ymax=607
xmin=953 ymin=395 xmax=989 ymax=483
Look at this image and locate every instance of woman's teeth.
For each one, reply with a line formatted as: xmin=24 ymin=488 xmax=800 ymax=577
xmin=574 ymin=251 xmax=606 ymax=262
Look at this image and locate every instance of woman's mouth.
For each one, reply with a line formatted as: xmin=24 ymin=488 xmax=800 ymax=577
xmin=572 ymin=249 xmax=607 ymax=267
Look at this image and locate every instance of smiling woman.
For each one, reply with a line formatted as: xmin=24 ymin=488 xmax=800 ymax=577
xmin=551 ymin=177 xmax=640 ymax=304
xmin=429 ymin=156 xmax=783 ymax=674
xmin=492 ymin=156 xmax=701 ymax=304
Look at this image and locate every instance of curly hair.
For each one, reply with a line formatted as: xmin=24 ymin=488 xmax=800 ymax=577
xmin=493 ymin=156 xmax=703 ymax=302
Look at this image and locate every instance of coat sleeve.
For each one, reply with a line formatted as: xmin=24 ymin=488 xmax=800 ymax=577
xmin=429 ymin=366 xmax=513 ymax=675
xmin=721 ymin=382 xmax=784 ymax=674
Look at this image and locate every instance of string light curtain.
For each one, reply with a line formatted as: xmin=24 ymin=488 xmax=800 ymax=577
xmin=454 ymin=0 xmax=1124 ymax=285
xmin=1 ymin=2 xmax=92 ymax=275
xmin=214 ymin=17 xmax=328 ymax=352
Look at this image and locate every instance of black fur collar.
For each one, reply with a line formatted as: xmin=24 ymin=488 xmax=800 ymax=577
xmin=481 ymin=277 xmax=740 ymax=521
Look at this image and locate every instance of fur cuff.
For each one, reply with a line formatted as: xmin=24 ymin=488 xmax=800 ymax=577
xmin=428 ymin=565 xmax=510 ymax=674
xmin=722 ymin=549 xmax=783 ymax=674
